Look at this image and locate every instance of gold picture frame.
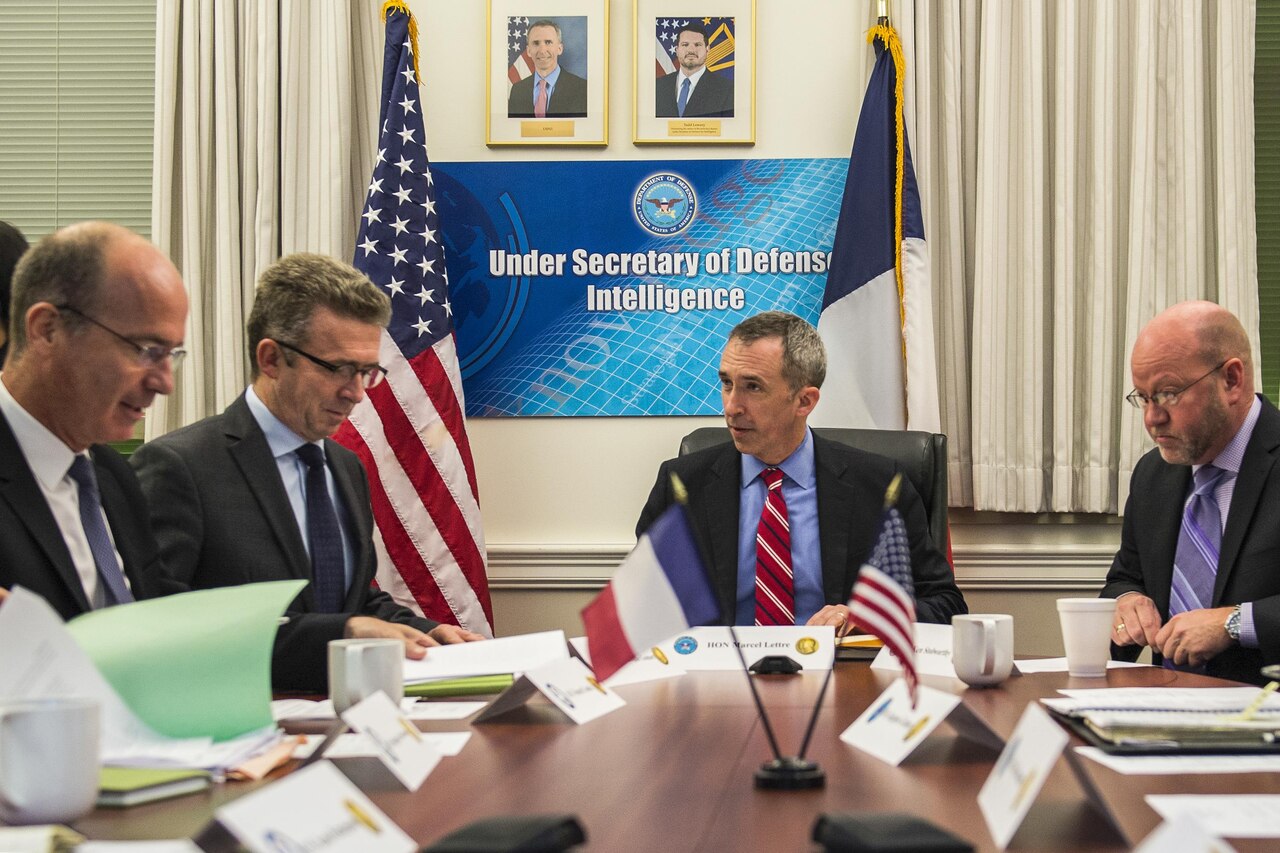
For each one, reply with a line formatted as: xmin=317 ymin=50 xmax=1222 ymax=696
xmin=633 ymin=0 xmax=755 ymax=145
xmin=487 ymin=1 xmax=609 ymax=146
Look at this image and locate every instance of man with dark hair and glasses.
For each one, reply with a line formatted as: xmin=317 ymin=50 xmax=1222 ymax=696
xmin=0 ymin=222 xmax=188 ymax=616
xmin=1103 ymin=300 xmax=1280 ymax=684
xmin=132 ymin=252 xmax=482 ymax=692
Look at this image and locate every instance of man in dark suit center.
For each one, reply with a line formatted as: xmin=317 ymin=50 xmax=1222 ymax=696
xmin=0 ymin=222 xmax=188 ymax=616
xmin=636 ymin=311 xmax=965 ymax=629
xmin=1105 ymin=301 xmax=1279 ymax=684
xmin=655 ymin=22 xmax=734 ymax=119
xmin=132 ymin=253 xmax=483 ymax=691
xmin=507 ymin=19 xmax=588 ymax=119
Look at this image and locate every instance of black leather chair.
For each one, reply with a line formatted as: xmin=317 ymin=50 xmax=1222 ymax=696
xmin=678 ymin=427 xmax=950 ymax=547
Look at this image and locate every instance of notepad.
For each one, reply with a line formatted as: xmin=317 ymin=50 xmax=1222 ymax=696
xmin=97 ymin=767 xmax=212 ymax=808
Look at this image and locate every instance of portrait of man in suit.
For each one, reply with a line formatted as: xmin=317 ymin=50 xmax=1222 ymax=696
xmin=636 ymin=312 xmax=965 ymax=630
xmin=655 ymin=21 xmax=734 ymax=119
xmin=507 ymin=18 xmax=588 ymax=119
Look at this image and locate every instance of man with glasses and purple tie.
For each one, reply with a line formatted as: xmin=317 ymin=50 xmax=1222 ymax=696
xmin=506 ymin=19 xmax=588 ymax=119
xmin=1104 ymin=301 xmax=1280 ymax=685
xmin=131 ymin=254 xmax=482 ymax=692
xmin=0 ymin=222 xmax=188 ymax=616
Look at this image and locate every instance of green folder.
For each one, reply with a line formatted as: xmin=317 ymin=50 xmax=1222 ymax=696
xmin=405 ymin=674 xmax=515 ymax=698
xmin=98 ymin=766 xmax=212 ymax=808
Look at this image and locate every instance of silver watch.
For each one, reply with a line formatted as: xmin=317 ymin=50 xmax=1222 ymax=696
xmin=1224 ymin=605 xmax=1243 ymax=642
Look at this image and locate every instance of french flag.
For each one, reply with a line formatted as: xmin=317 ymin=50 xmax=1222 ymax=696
xmin=581 ymin=504 xmax=718 ymax=682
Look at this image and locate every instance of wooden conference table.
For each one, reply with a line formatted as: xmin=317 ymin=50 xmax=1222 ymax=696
xmin=76 ymin=662 xmax=1280 ymax=852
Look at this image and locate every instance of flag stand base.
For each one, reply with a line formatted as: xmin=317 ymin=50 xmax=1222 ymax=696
xmin=754 ymin=757 xmax=825 ymax=789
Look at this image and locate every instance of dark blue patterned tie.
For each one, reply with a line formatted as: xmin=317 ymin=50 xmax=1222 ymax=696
xmin=67 ymin=455 xmax=135 ymax=607
xmin=295 ymin=444 xmax=346 ymax=613
xmin=678 ymin=77 xmax=691 ymax=117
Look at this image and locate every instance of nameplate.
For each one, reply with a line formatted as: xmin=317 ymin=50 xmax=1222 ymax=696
xmin=977 ymin=703 xmax=1069 ymax=849
xmin=520 ymin=120 xmax=575 ymax=137
xmin=474 ymin=658 xmax=625 ymax=725
xmin=215 ymin=761 xmax=415 ymax=852
xmin=840 ymin=679 xmax=959 ymax=766
xmin=568 ymin=636 xmax=687 ymax=688
xmin=870 ymin=623 xmax=957 ymax=678
xmin=667 ymin=120 xmax=722 ymax=137
xmin=654 ymin=626 xmax=835 ymax=671
xmin=340 ymin=691 xmax=441 ymax=791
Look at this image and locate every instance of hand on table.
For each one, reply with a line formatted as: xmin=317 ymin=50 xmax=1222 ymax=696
xmin=807 ymin=604 xmax=856 ymax=637
xmin=1153 ymin=606 xmax=1235 ymax=668
xmin=429 ymin=624 xmax=487 ymax=644
xmin=344 ymin=616 xmax=436 ymax=660
xmin=1110 ymin=594 xmax=1163 ymax=648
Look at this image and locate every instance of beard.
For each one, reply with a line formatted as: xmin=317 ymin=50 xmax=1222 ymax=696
xmin=1155 ymin=393 xmax=1231 ymax=465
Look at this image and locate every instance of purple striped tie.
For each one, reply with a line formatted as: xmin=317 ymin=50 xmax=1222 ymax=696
xmin=1165 ymin=465 xmax=1226 ymax=669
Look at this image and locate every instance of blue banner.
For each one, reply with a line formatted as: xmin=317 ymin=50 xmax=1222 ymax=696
xmin=436 ymin=158 xmax=846 ymax=416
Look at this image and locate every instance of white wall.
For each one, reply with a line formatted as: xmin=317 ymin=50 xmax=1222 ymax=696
xmin=409 ymin=0 xmax=1120 ymax=649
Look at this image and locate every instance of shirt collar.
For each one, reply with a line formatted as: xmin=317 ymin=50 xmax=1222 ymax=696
xmin=741 ymin=428 xmax=816 ymax=490
xmin=1199 ymin=393 xmax=1263 ymax=476
xmin=678 ymin=65 xmax=707 ymax=86
xmin=244 ymin=385 xmax=324 ymax=460
xmin=0 ymin=375 xmax=83 ymax=489
xmin=535 ymin=65 xmax=562 ymax=87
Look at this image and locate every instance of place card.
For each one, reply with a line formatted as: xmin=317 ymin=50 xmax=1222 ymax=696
xmin=870 ymin=623 xmax=956 ymax=678
xmin=215 ymin=761 xmax=416 ymax=853
xmin=1132 ymin=816 xmax=1239 ymax=853
xmin=977 ymin=703 xmax=1069 ymax=849
xmin=652 ymin=625 xmax=835 ymax=671
xmin=840 ymin=679 xmax=960 ymax=765
xmin=473 ymin=657 xmax=625 ymax=725
xmin=340 ymin=691 xmax=441 ymax=791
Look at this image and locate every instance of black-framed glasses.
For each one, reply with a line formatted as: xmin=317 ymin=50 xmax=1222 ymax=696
xmin=1125 ymin=361 xmax=1227 ymax=410
xmin=56 ymin=304 xmax=186 ymax=369
xmin=275 ymin=340 xmax=387 ymax=390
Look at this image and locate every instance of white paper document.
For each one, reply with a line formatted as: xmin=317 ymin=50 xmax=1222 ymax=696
xmin=978 ymin=703 xmax=1069 ymax=849
xmin=402 ymin=630 xmax=568 ymax=683
xmin=652 ymin=625 xmax=835 ymax=671
xmin=1075 ymin=746 xmax=1280 ymax=776
xmin=1045 ymin=687 xmax=1280 ymax=714
xmin=406 ymin=701 xmax=486 ymax=720
xmin=870 ymin=622 xmax=956 ymax=678
xmin=216 ymin=761 xmax=416 ymax=852
xmin=78 ymin=843 xmax=203 ymax=853
xmin=1013 ymin=657 xmax=1147 ymax=673
xmin=840 ymin=680 xmax=959 ymax=766
xmin=272 ymin=697 xmax=418 ymax=721
xmin=1145 ymin=795 xmax=1280 ymax=838
xmin=1132 ymin=817 xmax=1238 ymax=853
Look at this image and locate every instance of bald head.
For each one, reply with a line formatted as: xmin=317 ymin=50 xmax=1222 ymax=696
xmin=1130 ymin=301 xmax=1254 ymax=465
xmin=3 ymin=222 xmax=187 ymax=451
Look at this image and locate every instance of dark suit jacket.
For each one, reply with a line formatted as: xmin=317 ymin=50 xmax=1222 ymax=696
xmin=0 ymin=411 xmax=174 ymax=619
xmin=507 ymin=68 xmax=588 ymax=118
xmin=131 ymin=393 xmax=437 ymax=691
xmin=636 ymin=434 xmax=966 ymax=626
xmin=655 ymin=69 xmax=734 ymax=118
xmin=1103 ymin=396 xmax=1280 ymax=684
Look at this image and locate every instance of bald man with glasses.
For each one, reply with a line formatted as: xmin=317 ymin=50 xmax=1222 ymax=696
xmin=1103 ymin=301 xmax=1280 ymax=685
xmin=132 ymin=253 xmax=482 ymax=692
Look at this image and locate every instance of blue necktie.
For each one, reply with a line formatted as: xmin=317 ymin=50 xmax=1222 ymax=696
xmin=67 ymin=455 xmax=134 ymax=607
xmin=295 ymin=444 xmax=346 ymax=613
xmin=677 ymin=77 xmax=691 ymax=117
xmin=1165 ymin=465 xmax=1227 ymax=669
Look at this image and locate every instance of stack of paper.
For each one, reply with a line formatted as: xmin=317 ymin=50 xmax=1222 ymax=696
xmin=1043 ymin=688 xmax=1280 ymax=749
xmin=401 ymin=630 xmax=569 ymax=685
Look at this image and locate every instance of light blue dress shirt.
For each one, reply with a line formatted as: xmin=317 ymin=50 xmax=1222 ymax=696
xmin=735 ymin=429 xmax=822 ymax=625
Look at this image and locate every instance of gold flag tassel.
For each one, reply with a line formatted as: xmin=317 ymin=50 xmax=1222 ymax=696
xmin=381 ymin=0 xmax=422 ymax=85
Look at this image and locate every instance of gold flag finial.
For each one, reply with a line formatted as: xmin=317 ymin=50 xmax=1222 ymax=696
xmin=883 ymin=473 xmax=902 ymax=510
xmin=670 ymin=472 xmax=689 ymax=505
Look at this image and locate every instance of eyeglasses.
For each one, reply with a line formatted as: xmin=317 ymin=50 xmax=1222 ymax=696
xmin=56 ymin=305 xmax=187 ymax=369
xmin=1125 ymin=361 xmax=1226 ymax=410
xmin=275 ymin=340 xmax=387 ymax=389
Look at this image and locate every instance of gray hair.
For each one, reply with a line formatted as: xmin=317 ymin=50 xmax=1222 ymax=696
xmin=246 ymin=253 xmax=390 ymax=377
xmin=527 ymin=19 xmax=562 ymax=42
xmin=728 ymin=311 xmax=827 ymax=391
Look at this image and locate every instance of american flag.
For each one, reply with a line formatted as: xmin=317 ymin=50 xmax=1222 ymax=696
xmin=653 ymin=17 xmax=736 ymax=79
xmin=333 ymin=3 xmax=493 ymax=637
xmin=506 ymin=17 xmax=534 ymax=86
xmin=848 ymin=475 xmax=918 ymax=705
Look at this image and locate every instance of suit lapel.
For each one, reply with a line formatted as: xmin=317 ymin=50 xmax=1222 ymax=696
xmin=1145 ymin=460 xmax=1189 ymax=616
xmin=0 ymin=412 xmax=91 ymax=612
xmin=224 ymin=396 xmax=316 ymax=604
xmin=814 ymin=437 xmax=857 ymax=604
xmin=693 ymin=445 xmax=743 ymax=623
xmin=1215 ymin=401 xmax=1280 ymax=603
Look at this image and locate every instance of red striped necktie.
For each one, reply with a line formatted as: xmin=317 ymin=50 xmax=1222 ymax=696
xmin=754 ymin=466 xmax=794 ymax=625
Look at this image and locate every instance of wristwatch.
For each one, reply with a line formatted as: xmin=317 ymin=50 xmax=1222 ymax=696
xmin=1224 ymin=605 xmax=1243 ymax=643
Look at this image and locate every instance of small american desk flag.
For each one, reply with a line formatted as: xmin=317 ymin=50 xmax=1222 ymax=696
xmin=848 ymin=474 xmax=918 ymax=705
xmin=334 ymin=1 xmax=493 ymax=636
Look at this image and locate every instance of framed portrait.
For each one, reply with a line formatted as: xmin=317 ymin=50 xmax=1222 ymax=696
xmin=633 ymin=0 xmax=755 ymax=144
xmin=487 ymin=0 xmax=609 ymax=146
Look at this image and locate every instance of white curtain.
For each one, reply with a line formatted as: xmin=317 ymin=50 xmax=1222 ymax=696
xmin=148 ymin=0 xmax=380 ymax=439
xmin=894 ymin=0 xmax=1258 ymax=512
